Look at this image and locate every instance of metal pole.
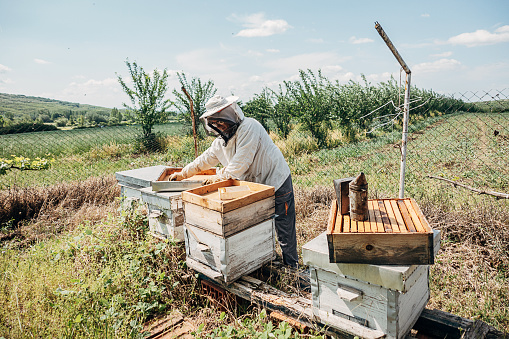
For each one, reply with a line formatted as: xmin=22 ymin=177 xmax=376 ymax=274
xmin=400 ymin=72 xmax=411 ymax=198
xmin=374 ymin=21 xmax=411 ymax=198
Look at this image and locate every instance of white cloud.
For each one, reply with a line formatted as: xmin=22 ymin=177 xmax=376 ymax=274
xmin=34 ymin=58 xmax=51 ymax=64
xmin=0 ymin=64 xmax=11 ymax=72
xmin=266 ymin=49 xmax=280 ymax=53
xmin=430 ymin=51 xmax=453 ymax=58
xmin=364 ymin=72 xmax=397 ymax=84
xmin=349 ymin=36 xmax=374 ymax=44
xmin=447 ymin=25 xmax=509 ymax=47
xmin=234 ymin=13 xmax=291 ymax=37
xmin=421 ymin=13 xmax=430 ymax=18
xmin=412 ymin=58 xmax=461 ymax=73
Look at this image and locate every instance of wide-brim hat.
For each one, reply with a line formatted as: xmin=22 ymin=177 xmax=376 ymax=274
xmin=200 ymin=95 xmax=239 ymax=119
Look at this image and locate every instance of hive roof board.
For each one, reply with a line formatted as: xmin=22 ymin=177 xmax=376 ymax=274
xmin=302 ymin=231 xmax=439 ymax=292
xmin=326 ymin=198 xmax=438 ymax=265
xmin=115 ymin=165 xmax=168 ymax=189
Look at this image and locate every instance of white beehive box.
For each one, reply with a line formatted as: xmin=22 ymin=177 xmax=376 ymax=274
xmin=184 ymin=218 xmax=276 ymax=284
xmin=303 ymin=232 xmax=439 ymax=339
xmin=140 ymin=187 xmax=184 ymax=242
xmin=116 ymin=165 xmax=168 ymax=199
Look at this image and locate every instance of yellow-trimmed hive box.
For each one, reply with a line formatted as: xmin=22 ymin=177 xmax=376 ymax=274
xmin=181 ymin=179 xmax=275 ymax=237
xmin=181 ymin=179 xmax=276 ymax=284
xmin=327 ymin=198 xmax=437 ymax=265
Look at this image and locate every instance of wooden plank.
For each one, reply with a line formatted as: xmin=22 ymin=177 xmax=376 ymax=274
xmin=334 ymin=205 xmax=343 ymax=234
xmin=390 ymin=200 xmax=408 ymax=233
xmin=358 ymin=219 xmax=365 ymax=233
xmin=410 ymin=198 xmax=433 ymax=232
xmin=372 ymin=200 xmax=385 ymax=233
xmin=343 ymin=215 xmax=351 ymax=233
xmin=351 ymin=217 xmax=358 ymax=233
xmin=398 ymin=200 xmax=417 ymax=232
xmin=327 ymin=199 xmax=338 ymax=234
xmin=367 ymin=200 xmax=377 ymax=233
xmin=405 ymin=199 xmax=426 ymax=233
xmin=378 ymin=200 xmax=392 ymax=233
xmin=327 ymin=232 xmax=434 ymax=265
xmin=413 ymin=308 xmax=508 ymax=339
xmin=384 ymin=200 xmax=400 ymax=233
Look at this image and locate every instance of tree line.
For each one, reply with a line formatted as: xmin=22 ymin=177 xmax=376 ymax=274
xmin=116 ymin=60 xmax=479 ymax=150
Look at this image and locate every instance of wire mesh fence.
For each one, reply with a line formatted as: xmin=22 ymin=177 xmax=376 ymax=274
xmin=0 ymin=89 xmax=508 ymax=205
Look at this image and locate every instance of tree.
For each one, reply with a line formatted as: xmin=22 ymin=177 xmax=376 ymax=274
xmin=109 ymin=107 xmax=122 ymax=124
xmin=284 ymin=69 xmax=334 ymax=148
xmin=270 ymin=86 xmax=295 ymax=139
xmin=172 ymin=72 xmax=216 ymax=137
xmin=117 ymin=60 xmax=172 ymax=141
xmin=242 ymin=88 xmax=273 ymax=132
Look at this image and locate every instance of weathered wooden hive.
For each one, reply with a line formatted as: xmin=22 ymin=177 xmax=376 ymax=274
xmin=115 ymin=166 xmax=216 ymax=242
xmin=327 ymin=198 xmax=436 ymax=265
xmin=182 ymin=179 xmax=276 ymax=284
xmin=140 ymin=188 xmax=185 ymax=242
xmin=303 ymin=231 xmax=440 ymax=339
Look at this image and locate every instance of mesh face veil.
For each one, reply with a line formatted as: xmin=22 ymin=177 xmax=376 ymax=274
xmin=203 ymin=104 xmax=242 ymax=146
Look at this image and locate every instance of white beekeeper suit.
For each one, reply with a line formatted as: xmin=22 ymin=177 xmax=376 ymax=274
xmin=180 ymin=96 xmax=291 ymax=190
xmin=174 ymin=95 xmax=298 ymax=268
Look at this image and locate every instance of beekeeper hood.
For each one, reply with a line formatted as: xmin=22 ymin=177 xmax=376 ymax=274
xmin=201 ymin=95 xmax=244 ymax=146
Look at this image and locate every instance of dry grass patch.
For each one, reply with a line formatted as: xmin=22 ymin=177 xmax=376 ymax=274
xmin=0 ymin=175 xmax=120 ymax=247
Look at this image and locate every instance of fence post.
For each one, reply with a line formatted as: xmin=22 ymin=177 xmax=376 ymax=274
xmin=374 ymin=22 xmax=412 ymax=198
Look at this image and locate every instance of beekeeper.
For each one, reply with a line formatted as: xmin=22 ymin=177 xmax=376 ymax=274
xmin=169 ymin=95 xmax=298 ymax=268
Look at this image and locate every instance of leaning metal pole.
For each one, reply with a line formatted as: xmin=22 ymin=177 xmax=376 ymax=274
xmin=375 ymin=21 xmax=412 ymax=199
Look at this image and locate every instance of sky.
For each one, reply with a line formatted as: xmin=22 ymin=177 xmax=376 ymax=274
xmin=0 ymin=0 xmax=508 ymax=109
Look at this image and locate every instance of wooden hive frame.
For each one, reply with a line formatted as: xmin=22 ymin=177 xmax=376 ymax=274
xmin=181 ymin=179 xmax=274 ymax=214
xmin=326 ymin=198 xmax=435 ymax=265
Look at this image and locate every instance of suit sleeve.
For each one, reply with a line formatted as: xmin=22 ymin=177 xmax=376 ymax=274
xmin=181 ymin=141 xmax=220 ymax=178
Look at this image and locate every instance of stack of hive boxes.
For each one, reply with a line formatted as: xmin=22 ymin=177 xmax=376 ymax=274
xmin=302 ymin=178 xmax=440 ymax=339
xmin=182 ymin=179 xmax=276 ymax=284
xmin=115 ymin=166 xmax=216 ymax=242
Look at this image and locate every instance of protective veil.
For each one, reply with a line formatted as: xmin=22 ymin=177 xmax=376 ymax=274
xmin=181 ymin=103 xmax=291 ymax=191
xmin=203 ymin=105 xmax=241 ymax=146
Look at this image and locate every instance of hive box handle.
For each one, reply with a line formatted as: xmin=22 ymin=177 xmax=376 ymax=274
xmin=336 ymin=283 xmax=363 ymax=302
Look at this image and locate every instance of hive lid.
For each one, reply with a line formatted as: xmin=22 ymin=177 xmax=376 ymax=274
xmin=115 ymin=165 xmax=168 ymax=188
xmin=140 ymin=186 xmax=182 ymax=199
xmin=302 ymin=232 xmax=438 ymax=292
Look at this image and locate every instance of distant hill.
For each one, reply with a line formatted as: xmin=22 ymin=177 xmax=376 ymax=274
xmin=0 ymin=93 xmax=115 ymax=119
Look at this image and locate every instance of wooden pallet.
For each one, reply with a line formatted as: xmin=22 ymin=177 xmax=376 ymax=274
xmin=327 ymin=198 xmax=436 ymax=265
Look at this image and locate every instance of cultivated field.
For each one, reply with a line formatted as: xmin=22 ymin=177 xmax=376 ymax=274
xmin=0 ymin=112 xmax=508 ymax=338
xmin=0 ymin=122 xmax=185 ymax=158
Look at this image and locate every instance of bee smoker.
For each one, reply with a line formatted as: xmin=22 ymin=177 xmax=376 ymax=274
xmin=349 ymin=172 xmax=368 ymax=221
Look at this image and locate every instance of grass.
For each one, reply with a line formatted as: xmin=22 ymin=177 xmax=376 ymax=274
xmin=0 ymin=111 xmax=508 ymax=337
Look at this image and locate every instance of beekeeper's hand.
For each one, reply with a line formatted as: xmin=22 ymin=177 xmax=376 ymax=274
xmin=202 ymin=175 xmax=221 ymax=185
xmin=169 ymin=172 xmax=184 ymax=181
